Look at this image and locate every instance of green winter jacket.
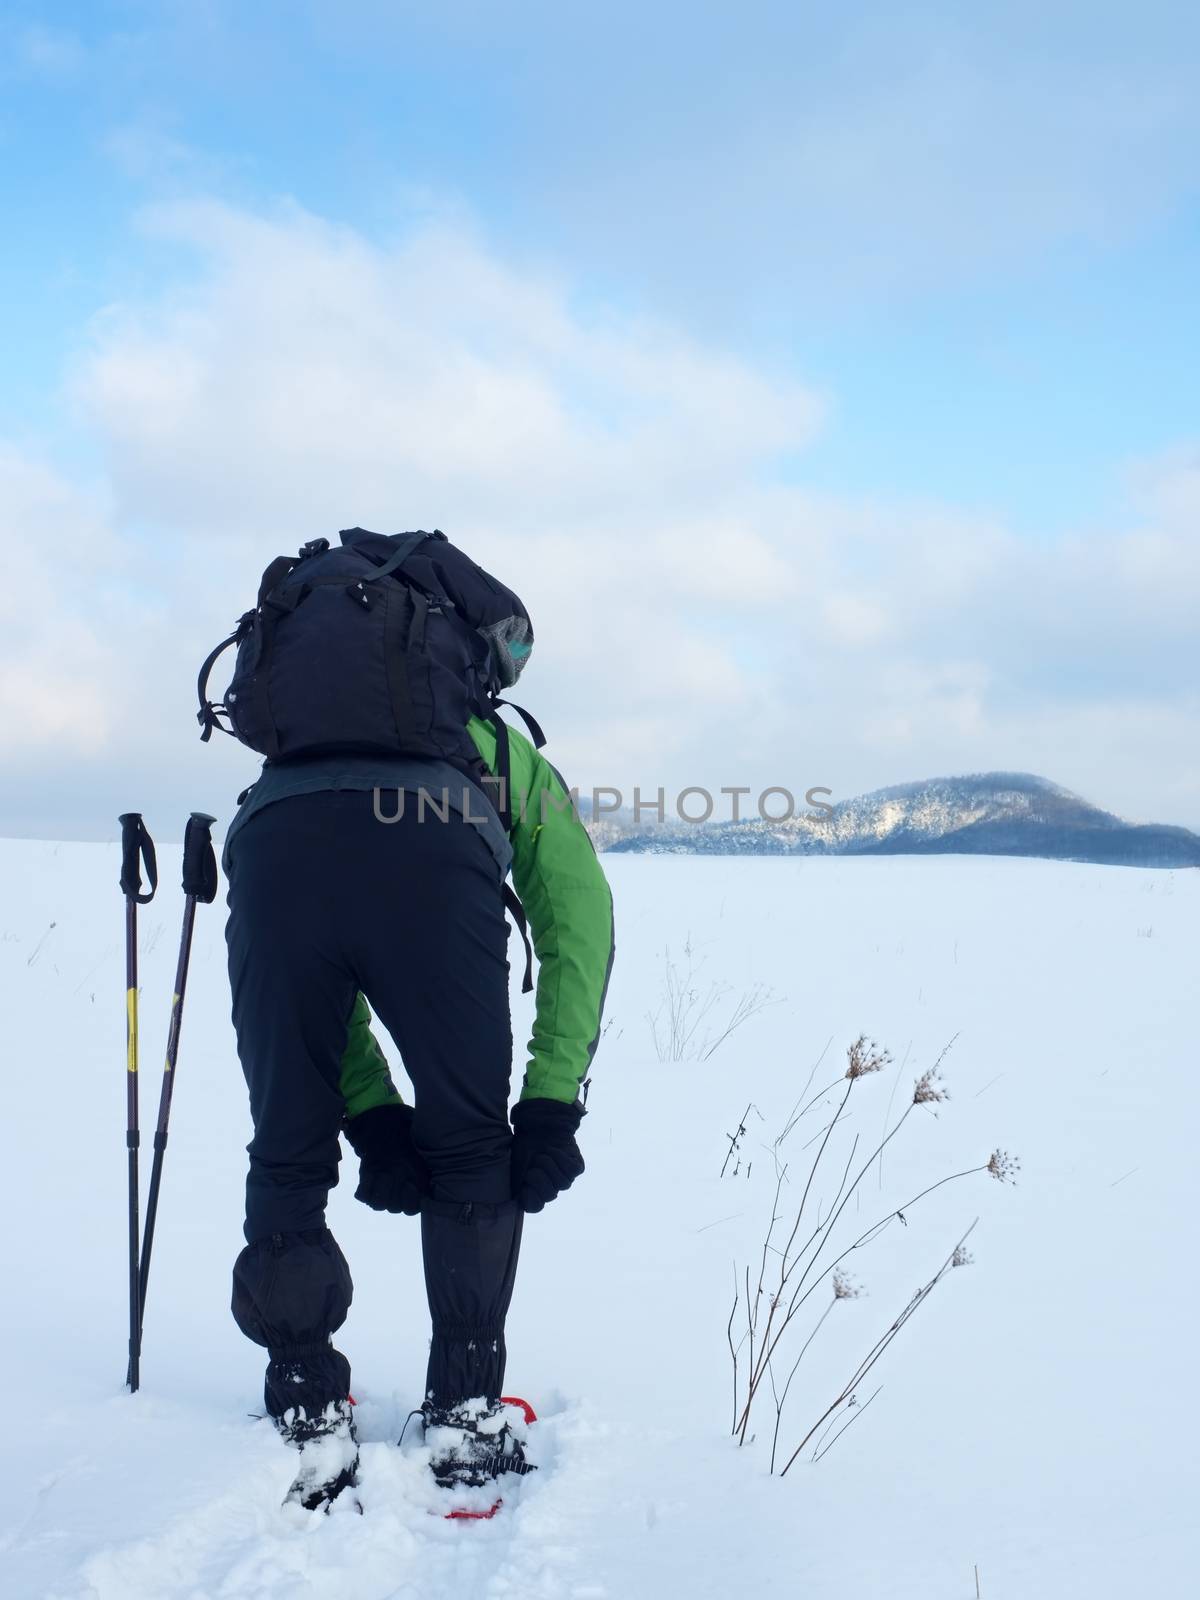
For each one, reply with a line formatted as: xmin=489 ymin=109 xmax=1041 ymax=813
xmin=339 ymin=715 xmax=614 ymax=1116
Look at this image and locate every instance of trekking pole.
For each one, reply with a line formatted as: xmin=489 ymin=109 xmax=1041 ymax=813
xmin=118 ymin=813 xmax=158 ymax=1393
xmin=134 ymin=813 xmax=218 ymax=1377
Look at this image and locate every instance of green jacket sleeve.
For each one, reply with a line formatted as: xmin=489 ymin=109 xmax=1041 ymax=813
xmin=468 ymin=716 xmax=615 ymax=1105
xmin=339 ymin=992 xmax=404 ymax=1118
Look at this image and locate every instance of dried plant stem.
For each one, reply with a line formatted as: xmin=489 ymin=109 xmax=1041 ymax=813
xmin=766 ymin=1157 xmax=989 ymax=1363
xmin=738 ymin=1094 xmax=925 ymax=1440
xmin=812 ymin=1384 xmax=882 ymax=1462
xmin=778 ymin=1221 xmax=978 ymax=1475
xmin=769 ymin=1299 xmax=836 ymax=1471
xmin=876 ymin=1034 xmax=956 ymax=1190
xmin=800 ymin=1113 xmax=844 ymax=1151
xmin=720 ymin=1101 xmax=755 ymax=1178
xmin=726 ymin=1266 xmax=740 ymax=1435
xmin=788 ymin=1105 xmax=916 ymax=1295
xmin=875 ymin=1039 xmax=911 ymax=1189
xmin=739 ymin=1135 xmax=982 ymax=1450
xmin=774 ymin=1038 xmax=833 ymax=1146
xmin=744 ymin=1263 xmax=754 ymax=1420
xmin=734 ymin=1080 xmax=856 ymax=1443
xmin=776 ymin=1072 xmax=844 ymax=1148
xmin=650 ymin=941 xmax=779 ymax=1063
xmin=702 ymin=985 xmax=780 ymax=1060
xmin=726 ymin=1032 xmax=1012 ymax=1479
xmin=751 ymin=1165 xmax=788 ymax=1319
xmin=646 ymin=940 xmax=722 ymax=1061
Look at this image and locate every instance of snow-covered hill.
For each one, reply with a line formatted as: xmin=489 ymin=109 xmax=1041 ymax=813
xmin=597 ymin=771 xmax=1200 ymax=866
xmin=1 ymin=841 xmax=1195 ymax=1598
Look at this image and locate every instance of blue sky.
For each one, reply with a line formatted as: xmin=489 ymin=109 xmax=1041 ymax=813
xmin=1 ymin=1 xmax=1198 ymax=833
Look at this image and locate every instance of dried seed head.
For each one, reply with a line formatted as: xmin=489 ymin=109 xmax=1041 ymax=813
xmin=951 ymin=1245 xmax=974 ymax=1268
xmin=913 ymin=1066 xmax=950 ymax=1106
xmin=987 ymin=1148 xmax=1020 ymax=1184
xmin=846 ymin=1035 xmax=891 ymax=1080
xmin=832 ymin=1269 xmax=864 ymax=1300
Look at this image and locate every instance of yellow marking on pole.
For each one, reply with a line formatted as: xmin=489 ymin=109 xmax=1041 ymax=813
xmin=126 ymin=988 xmax=138 ymax=1073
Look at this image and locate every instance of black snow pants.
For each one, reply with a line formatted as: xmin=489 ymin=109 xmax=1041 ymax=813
xmin=225 ymin=790 xmax=522 ymax=1420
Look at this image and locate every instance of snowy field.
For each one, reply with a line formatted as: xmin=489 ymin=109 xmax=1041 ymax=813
xmin=0 ymin=842 xmax=1195 ymax=1600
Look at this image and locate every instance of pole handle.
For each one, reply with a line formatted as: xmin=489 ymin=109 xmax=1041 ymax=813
xmin=118 ymin=813 xmax=158 ymax=904
xmin=181 ymin=812 xmax=219 ymax=903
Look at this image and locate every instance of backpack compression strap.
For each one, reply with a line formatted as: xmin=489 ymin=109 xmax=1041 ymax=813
xmin=197 ymin=540 xmax=332 ymax=743
xmin=196 ymin=613 xmax=254 ymax=742
xmin=489 ymin=713 xmax=534 ymax=993
xmin=503 ymin=884 xmax=534 ymax=994
xmin=342 ymin=531 xmax=439 ymax=622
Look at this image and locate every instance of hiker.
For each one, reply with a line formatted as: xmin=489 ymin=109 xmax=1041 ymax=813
xmin=203 ymin=528 xmax=614 ymax=1509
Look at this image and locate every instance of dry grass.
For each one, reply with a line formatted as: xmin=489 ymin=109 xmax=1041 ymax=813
xmin=647 ymin=937 xmax=780 ymax=1063
xmin=724 ymin=1033 xmax=1016 ymax=1474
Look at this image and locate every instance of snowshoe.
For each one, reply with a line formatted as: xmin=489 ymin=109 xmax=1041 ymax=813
xmin=422 ymin=1396 xmax=537 ymax=1519
xmin=278 ymin=1398 xmax=361 ymax=1512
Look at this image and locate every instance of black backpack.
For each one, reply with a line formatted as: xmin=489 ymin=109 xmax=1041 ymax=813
xmin=197 ymin=527 xmax=545 ymax=830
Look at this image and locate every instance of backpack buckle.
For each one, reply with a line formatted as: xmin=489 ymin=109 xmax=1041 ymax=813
xmin=263 ymin=585 xmax=304 ymax=614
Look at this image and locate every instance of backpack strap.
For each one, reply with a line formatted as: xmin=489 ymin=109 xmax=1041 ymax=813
xmin=199 ymin=542 xmax=329 ymax=744
xmin=196 ymin=615 xmax=253 ymax=742
xmin=492 ymin=698 xmax=546 ymax=749
xmin=490 ymin=712 xmax=534 ymax=991
xmin=490 ymin=712 xmax=513 ymax=834
xmin=256 ymin=555 xmax=299 ymax=608
xmin=255 ymin=539 xmax=328 ymax=608
xmin=345 ymin=530 xmax=437 ymax=612
xmin=360 ymin=530 xmax=429 ymax=583
xmin=503 ymin=883 xmax=534 ymax=994
xmin=251 ymin=585 xmax=310 ymax=760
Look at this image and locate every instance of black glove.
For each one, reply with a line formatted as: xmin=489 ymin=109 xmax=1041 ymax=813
xmin=342 ymin=1103 xmax=429 ymax=1216
xmin=510 ymin=1098 xmax=585 ymax=1213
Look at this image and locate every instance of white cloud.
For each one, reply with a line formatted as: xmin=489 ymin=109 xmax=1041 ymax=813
xmin=320 ymin=1 xmax=1200 ymax=311
xmin=61 ymin=198 xmax=826 ymax=804
xmin=101 ymin=124 xmax=228 ymax=190
xmin=821 ymin=592 xmax=892 ymax=647
xmin=0 ymin=447 xmax=124 ymax=755
xmin=16 ymin=24 xmax=84 ymax=79
xmin=76 ymin=201 xmax=822 ymax=536
xmin=1 ymin=198 xmax=1195 ymax=834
